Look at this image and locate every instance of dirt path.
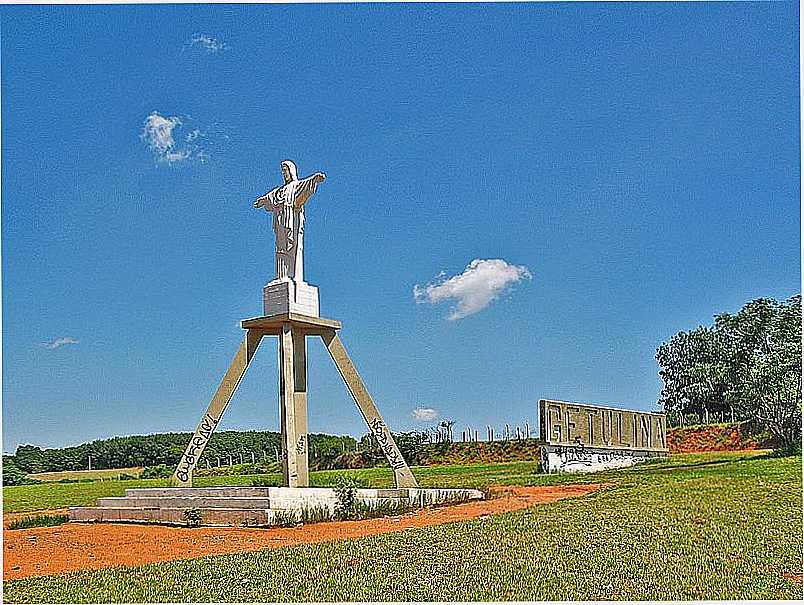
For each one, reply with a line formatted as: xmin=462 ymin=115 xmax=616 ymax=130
xmin=3 ymin=484 xmax=600 ymax=581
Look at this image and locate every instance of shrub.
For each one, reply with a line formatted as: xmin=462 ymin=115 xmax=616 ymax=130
xmin=334 ymin=477 xmax=359 ymax=520
xmin=183 ymin=508 xmax=203 ymax=527
xmin=2 ymin=464 xmax=40 ymax=486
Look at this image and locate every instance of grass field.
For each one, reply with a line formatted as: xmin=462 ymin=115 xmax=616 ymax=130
xmin=3 ymin=451 xmax=802 ymax=602
xmin=26 ymin=468 xmax=144 ymax=482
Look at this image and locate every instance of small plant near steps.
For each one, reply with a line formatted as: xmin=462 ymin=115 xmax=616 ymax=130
xmin=183 ymin=508 xmax=203 ymax=527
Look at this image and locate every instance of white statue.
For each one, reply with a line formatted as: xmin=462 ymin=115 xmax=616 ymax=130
xmin=254 ymin=160 xmax=326 ymax=283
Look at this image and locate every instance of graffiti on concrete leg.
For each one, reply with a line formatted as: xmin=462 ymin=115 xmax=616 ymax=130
xmin=175 ymin=413 xmax=219 ymax=483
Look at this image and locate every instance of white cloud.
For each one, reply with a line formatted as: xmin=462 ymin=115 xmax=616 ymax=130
xmin=140 ymin=112 xmax=205 ymax=164
xmin=412 ymin=407 xmax=439 ymax=422
xmin=190 ymin=33 xmax=226 ymax=53
xmin=44 ymin=337 xmax=79 ymax=350
xmin=414 ymin=258 xmax=531 ymax=320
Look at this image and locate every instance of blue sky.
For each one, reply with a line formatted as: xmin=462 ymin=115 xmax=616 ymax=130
xmin=2 ymin=2 xmax=800 ymax=452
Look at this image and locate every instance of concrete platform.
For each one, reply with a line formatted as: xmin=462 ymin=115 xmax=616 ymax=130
xmin=69 ymin=486 xmax=484 ymax=527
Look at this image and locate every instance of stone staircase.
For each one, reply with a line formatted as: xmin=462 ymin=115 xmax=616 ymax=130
xmin=69 ymin=486 xmax=484 ymax=527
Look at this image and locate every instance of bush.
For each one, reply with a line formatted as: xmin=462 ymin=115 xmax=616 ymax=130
xmin=183 ymin=508 xmax=203 ymax=527
xmin=334 ymin=477 xmax=359 ymax=521
xmin=3 ymin=461 xmax=39 ymax=486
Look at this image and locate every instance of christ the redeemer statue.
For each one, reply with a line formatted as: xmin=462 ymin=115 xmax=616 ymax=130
xmin=254 ymin=160 xmax=326 ymax=284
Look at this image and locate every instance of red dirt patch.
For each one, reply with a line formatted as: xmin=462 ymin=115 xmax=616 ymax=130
xmin=2 ymin=484 xmax=600 ymax=581
xmin=667 ymin=423 xmax=761 ymax=454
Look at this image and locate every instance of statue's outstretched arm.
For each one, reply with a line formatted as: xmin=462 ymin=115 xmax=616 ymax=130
xmin=253 ymin=189 xmax=276 ymax=210
xmin=294 ymin=173 xmax=326 ymax=208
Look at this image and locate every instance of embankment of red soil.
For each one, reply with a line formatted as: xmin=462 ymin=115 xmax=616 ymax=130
xmin=667 ymin=422 xmax=769 ymax=454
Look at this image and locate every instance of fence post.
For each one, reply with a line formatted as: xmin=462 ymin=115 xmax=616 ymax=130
xmin=228 ymin=455 xmax=233 ymax=466
xmin=251 ymin=451 xmax=255 ymax=464
xmin=704 ymin=408 xmax=709 ymax=425
xmin=525 ymin=422 xmax=530 ymax=439
xmin=730 ymin=406 xmax=734 ymax=423
xmin=216 ymin=456 xmax=221 ymax=467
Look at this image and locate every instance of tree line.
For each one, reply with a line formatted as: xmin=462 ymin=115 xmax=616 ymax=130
xmin=5 ymin=431 xmax=357 ymax=475
xmin=656 ymin=295 xmax=801 ymax=452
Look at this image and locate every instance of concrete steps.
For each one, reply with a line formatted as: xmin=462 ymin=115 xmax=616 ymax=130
xmin=69 ymin=506 xmax=276 ymax=526
xmin=97 ymin=496 xmax=274 ymax=509
xmin=69 ymin=486 xmax=485 ymax=527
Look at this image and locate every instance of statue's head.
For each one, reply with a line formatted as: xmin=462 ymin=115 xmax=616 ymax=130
xmin=280 ymin=160 xmax=298 ymax=184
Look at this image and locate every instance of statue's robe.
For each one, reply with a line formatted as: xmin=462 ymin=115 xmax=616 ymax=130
xmin=261 ymin=174 xmax=323 ymax=282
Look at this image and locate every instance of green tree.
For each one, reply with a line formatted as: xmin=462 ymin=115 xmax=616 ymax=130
xmin=657 ymin=295 xmax=802 ymax=452
xmin=656 ymin=326 xmax=732 ymax=418
xmin=715 ymin=296 xmax=801 ymax=452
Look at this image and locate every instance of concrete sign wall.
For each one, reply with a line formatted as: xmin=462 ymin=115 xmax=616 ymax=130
xmin=538 ymin=399 xmax=668 ymax=474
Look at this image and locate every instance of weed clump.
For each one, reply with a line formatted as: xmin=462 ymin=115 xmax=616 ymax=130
xmin=183 ymin=508 xmax=203 ymax=527
xmin=8 ymin=514 xmax=69 ymax=530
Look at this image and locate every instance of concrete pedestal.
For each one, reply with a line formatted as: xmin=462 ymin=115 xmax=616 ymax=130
xmin=264 ymin=280 xmax=319 ymax=317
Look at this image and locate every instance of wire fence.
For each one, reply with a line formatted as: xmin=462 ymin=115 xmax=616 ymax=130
xmin=161 ymin=408 xmax=749 ymax=470
xmin=666 ymin=407 xmax=739 ymax=428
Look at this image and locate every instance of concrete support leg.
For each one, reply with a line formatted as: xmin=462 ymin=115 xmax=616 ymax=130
xmin=173 ymin=330 xmax=263 ymax=487
xmin=280 ymin=323 xmax=309 ymax=487
xmin=321 ymin=330 xmax=418 ymax=488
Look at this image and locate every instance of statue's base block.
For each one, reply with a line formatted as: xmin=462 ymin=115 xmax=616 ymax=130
xmin=264 ymin=280 xmax=319 ymax=317
xmin=69 ymin=486 xmax=484 ymax=527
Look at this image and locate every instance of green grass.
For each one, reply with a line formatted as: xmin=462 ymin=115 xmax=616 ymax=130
xmin=3 ymin=451 xmax=802 ymax=601
xmin=27 ymin=468 xmax=144 ymax=482
xmin=7 ymin=514 xmax=70 ymax=530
